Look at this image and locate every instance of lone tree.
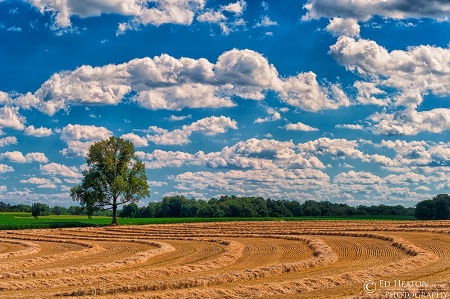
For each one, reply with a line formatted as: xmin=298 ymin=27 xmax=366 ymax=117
xmin=71 ymin=136 xmax=150 ymax=225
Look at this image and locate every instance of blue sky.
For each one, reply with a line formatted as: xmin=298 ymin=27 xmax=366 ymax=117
xmin=1 ymin=0 xmax=450 ymax=207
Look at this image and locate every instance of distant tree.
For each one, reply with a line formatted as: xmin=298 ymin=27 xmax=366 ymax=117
xmin=0 ymin=202 xmax=9 ymax=212
xmin=303 ymin=200 xmax=321 ymax=216
xmin=120 ymin=203 xmax=140 ymax=218
xmin=434 ymin=195 xmax=450 ymax=219
xmin=248 ymin=197 xmax=269 ymax=217
xmin=31 ymin=203 xmax=50 ymax=219
xmin=181 ymin=198 xmax=200 ymax=217
xmin=197 ymin=200 xmax=214 ymax=217
xmin=415 ymin=194 xmax=450 ymax=220
xmin=267 ymin=198 xmax=293 ymax=217
xmin=152 ymin=201 xmax=165 ymax=217
xmin=283 ymin=200 xmax=302 ymax=216
xmin=160 ymin=195 xmax=185 ymax=217
xmin=415 ymin=200 xmax=434 ymax=220
xmin=16 ymin=204 xmax=32 ymax=212
xmin=356 ymin=205 xmax=369 ymax=215
xmin=71 ymin=136 xmax=150 ymax=225
xmin=52 ymin=206 xmax=68 ymax=215
xmin=68 ymin=205 xmax=84 ymax=215
xmin=140 ymin=204 xmax=155 ymax=218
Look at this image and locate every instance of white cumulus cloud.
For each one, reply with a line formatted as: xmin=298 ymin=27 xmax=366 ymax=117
xmin=137 ymin=149 xmax=197 ymax=169
xmin=0 ymin=151 xmax=48 ymax=163
xmin=0 ymin=136 xmax=18 ymax=147
xmin=24 ymin=125 xmax=53 ymax=137
xmin=330 ymin=36 xmax=450 ymax=108
xmin=146 ymin=116 xmax=238 ymax=145
xmin=325 ymin=18 xmax=360 ymax=37
xmin=17 ymin=49 xmax=350 ymax=115
xmin=0 ymin=164 xmax=14 ymax=173
xmin=254 ymin=108 xmax=281 ymax=123
xmin=0 ymin=107 xmax=25 ymax=130
xmin=286 ymin=122 xmax=319 ymax=132
xmin=60 ymin=124 xmax=112 ymax=157
xmin=254 ymin=15 xmax=278 ymax=28
xmin=120 ymin=133 xmax=149 ymax=147
xmin=20 ymin=177 xmax=57 ymax=189
xmin=26 ymin=0 xmax=206 ymax=33
xmin=303 ymin=0 xmax=450 ymax=21
xmin=40 ymin=162 xmax=82 ymax=178
xmin=298 ymin=137 xmax=365 ymax=160
xmin=371 ymin=108 xmax=450 ymax=136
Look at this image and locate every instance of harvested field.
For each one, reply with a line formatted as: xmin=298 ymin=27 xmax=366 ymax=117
xmin=0 ymin=221 xmax=449 ymax=298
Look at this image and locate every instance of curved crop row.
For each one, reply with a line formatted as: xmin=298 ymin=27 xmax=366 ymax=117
xmin=0 ymin=220 xmax=449 ymax=299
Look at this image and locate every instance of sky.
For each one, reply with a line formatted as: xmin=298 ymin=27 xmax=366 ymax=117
xmin=1 ymin=0 xmax=450 ymax=208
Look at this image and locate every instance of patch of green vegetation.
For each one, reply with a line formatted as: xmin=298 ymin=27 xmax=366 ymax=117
xmin=0 ymin=212 xmax=415 ymax=230
xmin=0 ymin=213 xmax=111 ymax=230
xmin=117 ymin=215 xmax=414 ymax=225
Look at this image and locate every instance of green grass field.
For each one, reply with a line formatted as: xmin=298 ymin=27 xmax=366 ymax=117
xmin=0 ymin=212 xmax=111 ymax=230
xmin=0 ymin=212 xmax=415 ymax=230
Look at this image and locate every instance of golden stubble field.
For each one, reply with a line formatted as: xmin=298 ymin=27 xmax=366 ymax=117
xmin=1 ymin=220 xmax=450 ymax=299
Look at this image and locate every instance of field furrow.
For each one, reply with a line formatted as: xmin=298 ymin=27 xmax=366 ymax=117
xmin=0 ymin=220 xmax=449 ymax=298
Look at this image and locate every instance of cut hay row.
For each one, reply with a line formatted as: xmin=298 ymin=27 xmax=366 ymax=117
xmin=0 ymin=236 xmax=319 ymax=293
xmin=5 ymin=233 xmax=244 ymax=272
xmin=0 ymin=239 xmax=173 ymax=281
xmin=0 ymin=237 xmax=105 ymax=273
xmin=0 ymin=238 xmax=41 ymax=259
xmin=0 ymin=220 xmax=449 ymax=299
xmin=55 ymin=235 xmax=335 ymax=297
xmin=85 ymin=233 xmax=436 ymax=299
xmin=0 ymin=239 xmax=242 ymax=292
xmin=60 ymin=231 xmax=434 ymax=298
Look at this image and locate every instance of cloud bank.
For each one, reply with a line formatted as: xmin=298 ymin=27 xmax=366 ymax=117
xmin=11 ymin=49 xmax=350 ymax=116
xmin=303 ymin=0 xmax=450 ymax=21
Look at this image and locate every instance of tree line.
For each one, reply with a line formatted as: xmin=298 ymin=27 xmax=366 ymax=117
xmin=414 ymin=194 xmax=450 ymax=220
xmin=119 ymin=195 xmax=415 ymax=218
xmin=0 ymin=202 xmax=112 ymax=218
xmin=4 ymin=194 xmax=450 ymax=220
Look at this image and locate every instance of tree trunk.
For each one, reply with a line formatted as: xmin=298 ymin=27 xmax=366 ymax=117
xmin=111 ymin=200 xmax=118 ymax=225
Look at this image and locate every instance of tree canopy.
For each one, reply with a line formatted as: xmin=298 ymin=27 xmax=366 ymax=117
xmin=415 ymin=194 xmax=450 ymax=220
xmin=119 ymin=195 xmax=415 ymax=219
xmin=71 ymin=136 xmax=150 ymax=224
xmin=31 ymin=203 xmax=50 ymax=219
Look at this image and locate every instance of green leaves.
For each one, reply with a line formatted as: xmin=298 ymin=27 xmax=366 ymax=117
xmin=71 ymin=136 xmax=150 ymax=224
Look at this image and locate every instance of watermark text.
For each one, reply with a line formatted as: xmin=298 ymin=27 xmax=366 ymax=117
xmin=364 ymin=280 xmax=448 ymax=298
